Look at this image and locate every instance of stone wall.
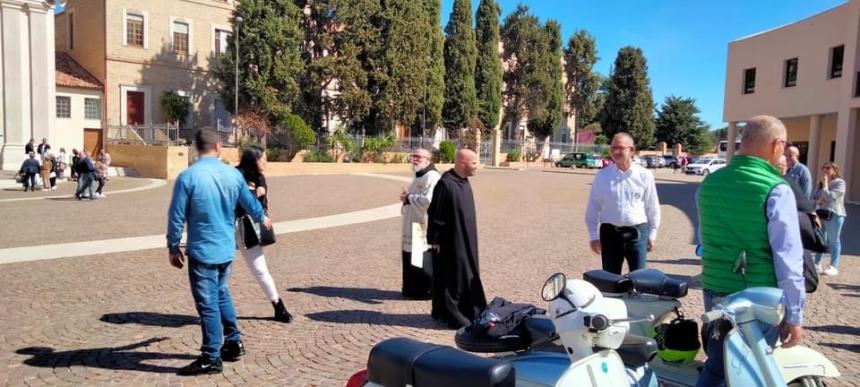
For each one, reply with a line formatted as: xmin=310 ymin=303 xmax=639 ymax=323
xmin=107 ymin=144 xmax=189 ymax=179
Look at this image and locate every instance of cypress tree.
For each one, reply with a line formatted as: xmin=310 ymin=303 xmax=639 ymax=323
xmin=415 ymin=0 xmax=445 ymax=137
xmin=600 ymin=46 xmax=656 ymax=147
xmin=655 ymin=95 xmax=712 ymax=154
xmin=474 ymin=0 xmax=502 ymax=131
xmin=443 ymin=0 xmax=478 ymax=131
xmin=378 ymin=0 xmax=428 ymax=134
xmin=528 ymin=20 xmax=564 ymax=139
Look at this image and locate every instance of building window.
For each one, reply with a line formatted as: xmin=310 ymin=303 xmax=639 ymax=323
xmin=56 ymin=97 xmax=71 ymax=118
xmin=830 ymin=45 xmax=844 ymax=79
xmin=743 ymin=68 xmax=756 ymax=94
xmin=126 ymin=13 xmax=144 ymax=47
xmin=173 ymin=21 xmax=189 ymax=54
xmin=68 ymin=12 xmax=75 ymax=50
xmin=784 ymin=58 xmax=798 ymax=88
xmin=215 ymin=29 xmax=230 ymax=56
xmin=85 ymin=98 xmax=101 ymax=119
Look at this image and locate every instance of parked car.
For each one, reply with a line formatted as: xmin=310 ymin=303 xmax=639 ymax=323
xmin=555 ymin=153 xmax=601 ymax=169
xmin=685 ymin=157 xmax=727 ymax=175
xmin=663 ymin=155 xmax=679 ymax=168
xmin=632 ymin=155 xmax=648 ymax=168
xmin=643 ymin=155 xmax=665 ymax=168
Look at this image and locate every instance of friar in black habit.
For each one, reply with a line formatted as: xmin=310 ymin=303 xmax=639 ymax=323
xmin=427 ymin=148 xmax=487 ymax=328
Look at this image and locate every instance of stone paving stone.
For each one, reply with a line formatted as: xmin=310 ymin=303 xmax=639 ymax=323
xmin=0 ymin=169 xmax=857 ymax=386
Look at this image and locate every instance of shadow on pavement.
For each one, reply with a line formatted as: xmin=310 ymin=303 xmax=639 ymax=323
xmin=288 ymin=286 xmax=403 ymax=305
xmin=16 ymin=337 xmax=195 ymax=374
xmin=100 ymin=312 xmax=198 ymax=328
xmin=818 ymin=342 xmax=860 ymax=353
xmin=305 ymin=309 xmax=452 ymax=330
xmin=826 ymin=282 xmax=860 ymax=298
xmin=806 ymin=325 xmax=860 ymax=336
xmin=651 ymin=258 xmax=701 ymax=266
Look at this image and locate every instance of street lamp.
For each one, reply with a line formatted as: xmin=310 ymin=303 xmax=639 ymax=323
xmin=234 ymin=16 xmax=243 ymax=121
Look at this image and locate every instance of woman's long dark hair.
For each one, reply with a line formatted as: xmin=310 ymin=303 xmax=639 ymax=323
xmin=237 ymin=146 xmax=264 ymax=182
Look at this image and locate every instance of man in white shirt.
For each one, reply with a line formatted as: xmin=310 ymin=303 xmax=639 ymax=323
xmin=585 ymin=133 xmax=661 ymax=274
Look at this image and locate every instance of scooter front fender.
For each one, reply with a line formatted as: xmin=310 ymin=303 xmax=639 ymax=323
xmin=774 ymin=345 xmax=841 ymax=381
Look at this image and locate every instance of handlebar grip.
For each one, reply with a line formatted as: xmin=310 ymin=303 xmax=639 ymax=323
xmin=701 ymin=310 xmax=723 ymax=324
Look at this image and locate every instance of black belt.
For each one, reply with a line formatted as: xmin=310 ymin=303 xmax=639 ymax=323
xmin=602 ymin=223 xmax=645 ymax=232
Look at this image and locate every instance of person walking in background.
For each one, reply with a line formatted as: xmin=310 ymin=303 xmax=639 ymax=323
xmin=18 ymin=152 xmax=39 ymax=192
xmin=585 ymin=132 xmax=661 ymax=274
xmin=94 ymin=159 xmax=108 ymax=198
xmin=40 ymin=154 xmax=53 ymax=191
xmin=57 ymin=148 xmax=68 ymax=180
xmin=37 ymin=138 xmax=51 ymax=158
xmin=814 ymin=162 xmax=846 ymax=276
xmin=167 ymin=129 xmax=271 ymax=375
xmin=785 ymin=145 xmax=812 ymax=199
xmin=74 ymin=150 xmax=97 ymax=200
xmin=25 ymin=139 xmax=35 ymax=154
xmin=98 ymin=149 xmax=112 ymax=180
xmin=235 ymin=146 xmax=292 ymax=323
xmin=400 ymin=148 xmax=441 ymax=300
xmin=70 ymin=149 xmax=80 ymax=182
xmin=427 ymin=149 xmax=487 ymax=328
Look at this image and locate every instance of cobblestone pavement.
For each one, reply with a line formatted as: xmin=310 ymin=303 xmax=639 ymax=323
xmin=0 ymin=168 xmax=857 ymax=386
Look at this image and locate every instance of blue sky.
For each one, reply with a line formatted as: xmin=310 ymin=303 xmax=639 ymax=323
xmin=442 ymin=0 xmax=847 ymax=129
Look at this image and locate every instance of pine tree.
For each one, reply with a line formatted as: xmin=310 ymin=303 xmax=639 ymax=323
xmin=500 ymin=5 xmax=542 ymax=139
xmin=443 ymin=0 xmax=479 ymax=131
xmin=655 ymin=95 xmax=712 ymax=154
xmin=474 ymin=0 xmax=502 ymax=132
xmin=564 ymin=30 xmax=600 ymax=129
xmin=216 ymin=0 xmax=305 ymax=124
xmin=600 ymin=46 xmax=656 ymax=147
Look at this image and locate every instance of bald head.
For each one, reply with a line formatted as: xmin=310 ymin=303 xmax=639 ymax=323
xmin=785 ymin=145 xmax=800 ymax=168
xmin=454 ymin=149 xmax=478 ymax=178
xmin=738 ymin=115 xmax=787 ymax=165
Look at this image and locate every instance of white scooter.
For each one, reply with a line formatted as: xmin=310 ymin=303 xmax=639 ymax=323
xmin=581 ymin=268 xmax=841 ymax=386
xmin=348 ymin=272 xmax=657 ymax=387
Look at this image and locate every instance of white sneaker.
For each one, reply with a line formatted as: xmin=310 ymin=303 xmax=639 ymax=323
xmin=815 ymin=263 xmax=822 ymax=273
xmin=822 ymin=266 xmax=838 ymax=276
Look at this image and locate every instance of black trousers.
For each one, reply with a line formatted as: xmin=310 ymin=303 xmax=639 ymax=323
xmin=599 ymin=223 xmax=649 ymax=274
xmin=402 ymin=250 xmax=433 ymax=300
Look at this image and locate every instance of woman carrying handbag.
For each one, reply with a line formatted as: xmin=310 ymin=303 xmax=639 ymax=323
xmin=236 ymin=146 xmax=292 ymax=323
xmin=814 ymin=162 xmax=847 ymax=276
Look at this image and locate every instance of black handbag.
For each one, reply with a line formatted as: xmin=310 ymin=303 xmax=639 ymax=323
xmin=808 ymin=214 xmax=829 ymax=254
xmin=242 ymin=215 xmax=276 ymax=247
xmin=815 ymin=208 xmax=834 ymax=221
xmin=258 ymin=220 xmax=276 ymax=246
xmin=802 ymin=250 xmax=819 ymax=293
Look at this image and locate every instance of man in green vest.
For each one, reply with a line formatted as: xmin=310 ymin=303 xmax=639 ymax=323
xmin=696 ymin=115 xmax=805 ymax=386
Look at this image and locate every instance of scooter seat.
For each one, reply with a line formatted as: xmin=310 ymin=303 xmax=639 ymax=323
xmin=628 ymin=268 xmax=688 ymax=298
xmin=523 ymin=314 xmax=556 ymax=346
xmin=596 ymin=334 xmax=657 ymax=369
xmin=582 ymin=270 xmax=634 ymax=294
xmin=368 ymin=337 xmax=515 ymax=387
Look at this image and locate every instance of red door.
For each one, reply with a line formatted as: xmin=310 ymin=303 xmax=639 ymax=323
xmin=127 ymin=91 xmax=145 ymax=125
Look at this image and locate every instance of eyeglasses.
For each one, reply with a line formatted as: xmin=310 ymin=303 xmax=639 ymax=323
xmin=411 ymin=155 xmax=427 ymax=159
xmin=774 ymin=139 xmax=787 ymax=147
xmin=822 ymin=166 xmax=832 ymax=170
xmin=610 ymin=146 xmax=632 ymax=151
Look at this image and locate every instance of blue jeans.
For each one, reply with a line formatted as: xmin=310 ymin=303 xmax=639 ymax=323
xmin=188 ymin=258 xmax=241 ymax=361
xmin=75 ymin=172 xmax=95 ymax=198
xmin=815 ymin=215 xmax=844 ymax=268
xmin=697 ymin=291 xmax=779 ymax=387
xmin=600 ymin=223 xmax=649 ymax=274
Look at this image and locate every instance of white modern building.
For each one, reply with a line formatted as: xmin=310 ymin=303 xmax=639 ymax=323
xmin=723 ymin=0 xmax=860 ymax=202
xmin=0 ymin=0 xmax=57 ymax=170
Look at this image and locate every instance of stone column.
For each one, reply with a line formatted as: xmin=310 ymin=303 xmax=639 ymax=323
xmin=1 ymin=1 xmax=32 ymax=170
xmin=726 ymin=121 xmax=739 ymax=163
xmin=807 ymin=114 xmax=822 ymax=184
xmin=834 ymin=108 xmax=858 ymax=202
xmin=28 ymin=4 xmax=55 ymax=145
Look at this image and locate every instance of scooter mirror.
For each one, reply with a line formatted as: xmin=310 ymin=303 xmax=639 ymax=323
xmin=541 ymin=273 xmax=567 ymax=301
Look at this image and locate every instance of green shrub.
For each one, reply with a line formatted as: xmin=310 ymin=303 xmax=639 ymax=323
xmin=160 ymin=90 xmax=192 ymax=126
xmin=303 ymin=149 xmax=334 ymax=163
xmin=439 ymin=141 xmax=456 ymax=163
xmin=283 ymin=114 xmax=315 ymax=150
xmin=506 ymin=150 xmax=521 ymax=162
xmin=266 ymin=147 xmax=281 ymax=161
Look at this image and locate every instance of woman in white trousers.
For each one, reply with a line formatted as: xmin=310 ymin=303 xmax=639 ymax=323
xmin=236 ymin=146 xmax=292 ymax=323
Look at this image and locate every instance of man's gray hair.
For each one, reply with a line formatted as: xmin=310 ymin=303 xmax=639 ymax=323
xmin=612 ymin=132 xmax=635 ymax=147
xmin=740 ymin=115 xmax=786 ymax=150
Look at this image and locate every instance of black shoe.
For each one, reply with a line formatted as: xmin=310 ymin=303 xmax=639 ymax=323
xmin=177 ymin=356 xmax=222 ymax=376
xmin=221 ymin=340 xmax=245 ymax=362
xmin=74 ymin=194 xmax=82 ymax=200
xmin=273 ymin=299 xmax=293 ymax=323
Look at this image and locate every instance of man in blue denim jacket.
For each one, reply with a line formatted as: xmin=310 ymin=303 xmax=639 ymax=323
xmin=166 ymin=128 xmax=271 ymax=376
